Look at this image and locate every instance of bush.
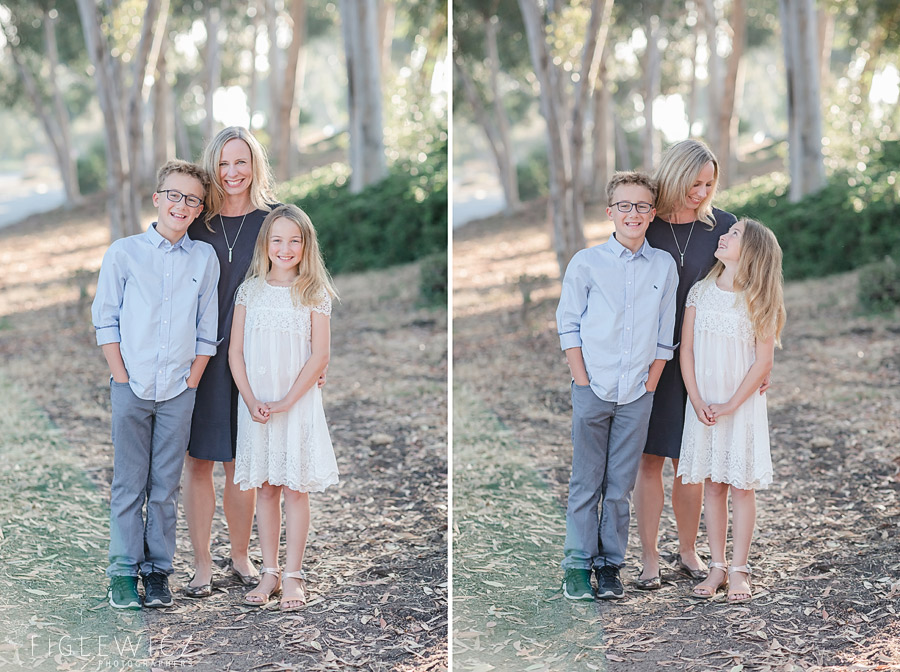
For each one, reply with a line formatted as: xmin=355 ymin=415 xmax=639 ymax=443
xmin=718 ymin=147 xmax=900 ymax=280
xmin=418 ymin=251 xmax=447 ymax=307
xmin=278 ymin=132 xmax=447 ymax=275
xmin=77 ymin=141 xmax=106 ymax=195
xmin=858 ymin=256 xmax=900 ymax=314
xmin=516 ymin=147 xmax=549 ymax=201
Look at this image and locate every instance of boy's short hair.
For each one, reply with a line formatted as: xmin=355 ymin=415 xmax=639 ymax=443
xmin=156 ymin=160 xmax=210 ymax=197
xmin=606 ymin=171 xmax=658 ymax=207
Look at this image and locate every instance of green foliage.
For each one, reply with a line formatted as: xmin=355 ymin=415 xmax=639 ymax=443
xmin=858 ymin=257 xmax=900 ymax=314
xmin=717 ymin=145 xmax=900 ymax=280
xmin=516 ymin=146 xmax=550 ymax=201
xmin=76 ymin=141 xmax=107 ymax=195
xmin=278 ymin=132 xmax=447 ymax=275
xmin=418 ymin=251 xmax=448 ymax=307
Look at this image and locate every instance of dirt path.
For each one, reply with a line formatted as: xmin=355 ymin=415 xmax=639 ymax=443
xmin=0 ymin=206 xmax=448 ymax=671
xmin=452 ymin=206 xmax=900 ymax=671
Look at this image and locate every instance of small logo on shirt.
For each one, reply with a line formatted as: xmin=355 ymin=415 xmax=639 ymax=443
xmin=192 ymin=278 xmax=198 ymax=283
xmin=653 ymin=284 xmax=658 ymax=290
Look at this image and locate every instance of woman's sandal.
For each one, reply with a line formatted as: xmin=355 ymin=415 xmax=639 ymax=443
xmin=675 ymin=553 xmax=709 ymax=580
xmin=727 ymin=564 xmax=753 ymax=603
xmin=690 ymin=561 xmax=728 ymax=599
xmin=280 ymin=570 xmax=307 ymax=612
xmin=243 ymin=567 xmax=281 ymax=606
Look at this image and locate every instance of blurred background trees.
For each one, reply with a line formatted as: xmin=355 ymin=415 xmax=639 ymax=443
xmin=453 ymin=0 xmax=900 ymax=282
xmin=0 ymin=0 xmax=448 ymax=289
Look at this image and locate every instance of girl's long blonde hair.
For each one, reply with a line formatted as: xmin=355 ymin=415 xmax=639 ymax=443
xmin=201 ymin=126 xmax=277 ymax=231
xmin=706 ymin=218 xmax=786 ymax=347
xmin=245 ymin=204 xmax=339 ymax=306
xmin=653 ymin=139 xmax=719 ymax=228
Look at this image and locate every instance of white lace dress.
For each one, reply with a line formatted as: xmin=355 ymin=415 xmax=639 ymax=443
xmin=233 ymin=278 xmax=339 ymax=492
xmin=677 ymin=280 xmax=773 ymax=490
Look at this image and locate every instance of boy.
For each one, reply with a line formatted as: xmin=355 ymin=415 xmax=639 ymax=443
xmin=556 ymin=171 xmax=677 ymax=600
xmin=92 ymin=160 xmax=220 ymax=609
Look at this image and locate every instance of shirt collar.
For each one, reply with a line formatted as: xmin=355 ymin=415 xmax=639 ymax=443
xmin=608 ymin=233 xmax=649 ymax=259
xmin=147 ymin=223 xmax=194 ymax=251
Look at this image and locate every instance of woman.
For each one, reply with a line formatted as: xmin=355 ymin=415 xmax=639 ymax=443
xmin=182 ymin=126 xmax=277 ymax=596
xmin=632 ymin=139 xmax=747 ymax=589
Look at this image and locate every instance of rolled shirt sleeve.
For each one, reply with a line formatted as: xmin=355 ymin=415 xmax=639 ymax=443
xmin=655 ymin=258 xmax=678 ymax=360
xmin=194 ymin=250 xmax=221 ymax=357
xmin=556 ymin=251 xmax=588 ymax=352
xmin=92 ymin=243 xmax=126 ymax=346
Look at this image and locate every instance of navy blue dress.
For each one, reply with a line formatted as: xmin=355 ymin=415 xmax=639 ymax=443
xmin=187 ymin=208 xmax=269 ymax=461
xmin=643 ymin=207 xmax=737 ymax=459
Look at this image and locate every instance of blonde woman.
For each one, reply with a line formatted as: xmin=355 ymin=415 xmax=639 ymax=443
xmin=182 ymin=127 xmax=277 ymax=596
xmin=633 ymin=139 xmax=757 ymax=589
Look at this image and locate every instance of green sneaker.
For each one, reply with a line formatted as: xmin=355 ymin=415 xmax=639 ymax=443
xmin=562 ymin=568 xmax=594 ymax=600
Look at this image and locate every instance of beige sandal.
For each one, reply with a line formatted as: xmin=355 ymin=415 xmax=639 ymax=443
xmin=727 ymin=564 xmax=752 ymax=603
xmin=691 ymin=561 xmax=728 ymax=599
xmin=243 ymin=567 xmax=281 ymax=606
xmin=280 ymin=570 xmax=307 ymax=612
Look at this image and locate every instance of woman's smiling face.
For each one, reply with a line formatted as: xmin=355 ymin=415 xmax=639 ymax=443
xmin=684 ymin=161 xmax=716 ymax=214
xmin=218 ymin=138 xmax=253 ymax=198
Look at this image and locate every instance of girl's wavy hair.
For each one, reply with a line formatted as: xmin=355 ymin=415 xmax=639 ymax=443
xmin=201 ymin=126 xmax=276 ymax=231
xmin=245 ymin=204 xmax=339 ymax=307
xmin=653 ymin=138 xmax=719 ymax=229
xmin=705 ymin=218 xmax=786 ymax=347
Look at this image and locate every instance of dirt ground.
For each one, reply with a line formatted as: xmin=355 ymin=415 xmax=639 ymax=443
xmin=452 ymin=202 xmax=900 ymax=671
xmin=0 ymin=203 xmax=448 ymax=671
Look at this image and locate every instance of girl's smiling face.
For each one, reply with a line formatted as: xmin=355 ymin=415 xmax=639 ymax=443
xmin=219 ymin=138 xmax=253 ymax=198
xmin=715 ymin=221 xmax=744 ymax=263
xmin=267 ymin=217 xmax=304 ymax=274
xmin=684 ymin=161 xmax=716 ymax=214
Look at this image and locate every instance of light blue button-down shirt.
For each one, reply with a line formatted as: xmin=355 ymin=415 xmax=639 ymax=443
xmin=92 ymin=224 xmax=220 ymax=402
xmin=556 ymin=234 xmax=678 ymax=405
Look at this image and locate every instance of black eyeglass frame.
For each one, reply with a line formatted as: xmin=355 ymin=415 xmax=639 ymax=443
xmin=609 ymin=201 xmax=654 ymax=214
xmin=158 ymin=190 xmax=203 ymax=208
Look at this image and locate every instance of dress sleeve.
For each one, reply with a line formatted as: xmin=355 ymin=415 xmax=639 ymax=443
xmin=685 ymin=281 xmax=703 ymax=308
xmin=311 ymin=288 xmax=332 ymax=316
xmin=235 ymin=279 xmax=251 ymax=306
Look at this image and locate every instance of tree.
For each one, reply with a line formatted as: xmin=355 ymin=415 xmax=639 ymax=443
xmin=75 ymin=0 xmax=168 ymax=239
xmin=339 ymin=0 xmax=387 ymax=192
xmin=715 ymin=0 xmax=746 ymax=187
xmin=517 ymin=0 xmax=613 ymax=276
xmin=273 ymin=0 xmax=307 ymax=181
xmin=779 ymin=0 xmax=825 ymax=201
xmin=1 ymin=1 xmax=83 ymax=205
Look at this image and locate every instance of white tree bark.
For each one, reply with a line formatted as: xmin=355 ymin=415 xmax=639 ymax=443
xmin=274 ymin=0 xmax=307 ymax=181
xmin=153 ymin=41 xmax=174 ymax=169
xmin=590 ymin=39 xmax=614 ymax=201
xmin=203 ymin=5 xmax=221 ymax=142
xmin=339 ymin=0 xmax=387 ymax=192
xmin=779 ymin=0 xmax=825 ymax=201
xmin=485 ymin=15 xmax=521 ymax=212
xmin=703 ymin=0 xmax=720 ymax=150
xmin=43 ymin=12 xmax=81 ymax=204
xmin=716 ymin=0 xmax=745 ymax=188
xmin=641 ymin=11 xmax=663 ymax=170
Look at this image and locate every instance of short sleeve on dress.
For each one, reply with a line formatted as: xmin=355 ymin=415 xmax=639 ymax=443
xmin=685 ymin=281 xmax=704 ymax=308
xmin=311 ymin=288 xmax=332 ymax=316
xmin=235 ymin=279 xmax=253 ymax=306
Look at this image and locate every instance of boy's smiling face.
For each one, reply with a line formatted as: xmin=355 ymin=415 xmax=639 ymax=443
xmin=152 ymin=173 xmax=205 ymax=243
xmin=607 ymin=183 xmax=656 ymax=253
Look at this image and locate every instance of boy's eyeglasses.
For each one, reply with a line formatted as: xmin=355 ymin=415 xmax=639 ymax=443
xmin=610 ymin=201 xmax=653 ymax=214
xmin=158 ymin=190 xmax=203 ymax=208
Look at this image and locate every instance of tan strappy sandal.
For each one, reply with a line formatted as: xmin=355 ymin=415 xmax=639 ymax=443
xmin=690 ymin=561 xmax=728 ymax=599
xmin=280 ymin=570 xmax=307 ymax=612
xmin=243 ymin=567 xmax=281 ymax=606
xmin=727 ymin=564 xmax=752 ymax=603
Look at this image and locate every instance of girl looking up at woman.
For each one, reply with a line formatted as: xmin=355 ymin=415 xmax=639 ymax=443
xmin=677 ymin=218 xmax=786 ymax=603
xmin=229 ymin=204 xmax=339 ymax=611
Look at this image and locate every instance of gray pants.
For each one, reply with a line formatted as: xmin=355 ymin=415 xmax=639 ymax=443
xmin=561 ymin=384 xmax=654 ymax=570
xmin=107 ymin=381 xmax=196 ymax=577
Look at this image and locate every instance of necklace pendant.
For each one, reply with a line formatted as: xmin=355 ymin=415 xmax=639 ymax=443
xmin=228 ymin=249 xmax=233 ymax=263
xmin=680 ymin=252 xmax=684 ymax=267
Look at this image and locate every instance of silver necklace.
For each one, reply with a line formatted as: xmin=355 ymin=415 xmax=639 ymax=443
xmin=220 ymin=211 xmax=248 ymax=263
xmin=669 ymin=217 xmax=696 ymax=267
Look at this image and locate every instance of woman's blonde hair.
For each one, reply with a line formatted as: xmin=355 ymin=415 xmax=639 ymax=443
xmin=201 ymin=126 xmax=276 ymax=231
xmin=706 ymin=218 xmax=786 ymax=347
xmin=245 ymin=204 xmax=339 ymax=306
xmin=653 ymin=139 xmax=719 ymax=228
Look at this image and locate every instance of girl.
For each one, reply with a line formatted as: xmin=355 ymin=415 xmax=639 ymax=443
xmin=677 ymin=218 xmax=786 ymax=603
xmin=634 ymin=139 xmax=738 ymax=589
xmin=229 ymin=204 xmax=340 ymax=611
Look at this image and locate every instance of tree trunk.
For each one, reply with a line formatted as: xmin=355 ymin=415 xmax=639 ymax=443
xmin=267 ymin=0 xmax=282 ymax=148
xmin=153 ymin=42 xmax=174 ymax=169
xmin=704 ymin=0 xmax=720 ymax=150
xmin=203 ymin=5 xmax=221 ymax=141
xmin=590 ymin=39 xmax=614 ymax=202
xmin=339 ymin=0 xmax=387 ymax=192
xmin=687 ymin=29 xmax=699 ymax=135
xmin=378 ymin=0 xmax=395 ymax=74
xmin=716 ymin=0 xmax=745 ymax=188
xmin=614 ymin=115 xmax=631 ymax=170
xmin=779 ymin=0 xmax=825 ymax=201
xmin=641 ymin=11 xmax=662 ymax=171
xmin=43 ymin=11 xmax=81 ymax=204
xmin=274 ymin=0 xmax=307 ymax=181
xmin=485 ymin=16 xmax=521 ymax=212
xmin=249 ymin=1 xmax=262 ymax=124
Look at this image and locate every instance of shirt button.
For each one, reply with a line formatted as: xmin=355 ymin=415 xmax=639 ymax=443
xmin=165 ymin=297 xmax=169 ymax=301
